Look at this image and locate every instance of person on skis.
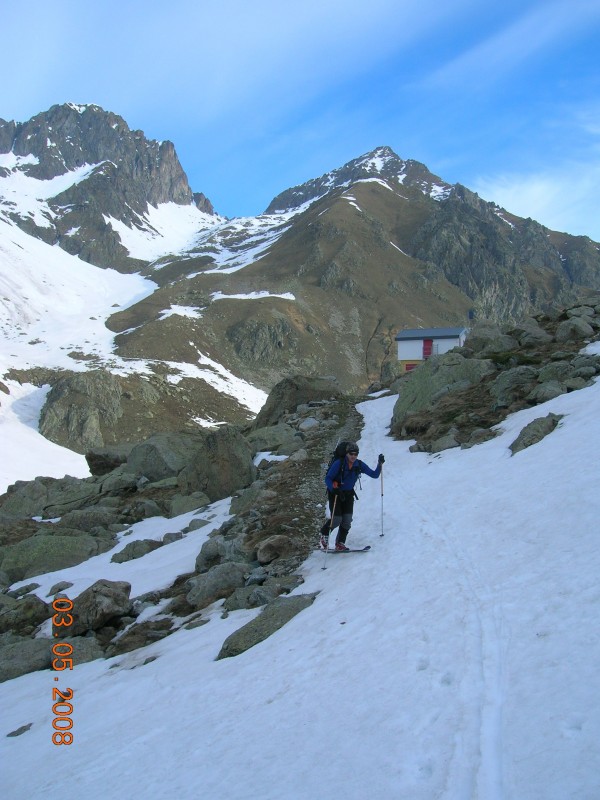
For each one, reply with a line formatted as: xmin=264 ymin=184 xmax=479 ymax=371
xmin=320 ymin=442 xmax=385 ymax=551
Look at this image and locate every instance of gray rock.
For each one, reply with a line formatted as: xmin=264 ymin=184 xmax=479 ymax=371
xmin=185 ymin=562 xmax=249 ymax=610
xmin=70 ymin=579 xmax=132 ymax=636
xmin=0 ymin=638 xmax=53 ymax=682
xmin=169 ymin=492 xmax=210 ymax=517
xmin=230 ymin=482 xmax=266 ymax=515
xmin=245 ymin=423 xmax=298 ymax=455
xmin=391 ymin=353 xmax=495 ymax=433
xmin=567 ymin=306 xmax=595 ymax=318
xmin=555 ymin=317 xmax=594 ymax=342
xmin=527 ymin=381 xmax=567 ymax=403
xmin=47 ymin=581 xmax=74 ymax=597
xmin=298 ymin=417 xmax=319 ymax=431
xmin=185 ymin=518 xmax=211 ymax=533
xmin=110 ymin=539 xmax=163 ymax=563
xmin=56 ymin=507 xmax=121 ymax=532
xmin=537 ymin=361 xmax=575 ymax=383
xmin=489 ymin=366 xmax=538 ymax=408
xmin=0 ymin=474 xmax=101 ymax=519
xmin=0 ymin=534 xmax=111 ymax=582
xmin=464 ymin=322 xmax=516 ymax=353
xmin=106 ymin=618 xmax=173 ymax=656
xmin=429 ymin=433 xmax=461 ymax=453
xmin=39 ymin=370 xmax=124 ymax=452
xmin=126 ymin=427 xmax=255 ymax=502
xmin=162 ymin=531 xmax=184 ymax=544
xmin=223 ymin=584 xmax=279 ymax=612
xmin=509 ymin=413 xmax=563 ymax=454
xmin=256 ymin=535 xmax=299 ymax=565
xmin=99 ymin=467 xmax=139 ymax=494
xmin=216 ymin=594 xmax=317 ymax=659
xmin=510 ymin=318 xmax=553 ymax=347
xmin=0 ymin=594 xmax=50 ymax=635
xmin=85 ymin=444 xmax=135 ymax=476
xmin=176 ymin=427 xmax=256 ymax=500
xmin=252 ymin=375 xmax=342 ymax=429
xmin=63 ymin=635 xmax=105 ymax=664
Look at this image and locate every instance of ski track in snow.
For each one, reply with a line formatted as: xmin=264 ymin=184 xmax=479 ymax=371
xmin=355 ymin=396 xmax=518 ymax=799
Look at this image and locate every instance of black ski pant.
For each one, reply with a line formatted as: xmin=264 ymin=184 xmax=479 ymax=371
xmin=320 ymin=490 xmax=355 ymax=544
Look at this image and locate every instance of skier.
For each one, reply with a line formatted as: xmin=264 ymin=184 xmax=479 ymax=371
xmin=320 ymin=442 xmax=385 ymax=551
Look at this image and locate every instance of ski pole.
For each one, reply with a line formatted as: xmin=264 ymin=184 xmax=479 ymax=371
xmin=379 ymin=466 xmax=384 ymax=537
xmin=322 ymin=494 xmax=338 ymax=570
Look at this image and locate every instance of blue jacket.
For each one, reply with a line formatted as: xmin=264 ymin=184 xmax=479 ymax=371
xmin=325 ymin=456 xmax=381 ymax=492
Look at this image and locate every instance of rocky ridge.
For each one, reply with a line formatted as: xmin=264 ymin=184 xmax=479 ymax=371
xmin=0 ymin=103 xmax=216 ymax=271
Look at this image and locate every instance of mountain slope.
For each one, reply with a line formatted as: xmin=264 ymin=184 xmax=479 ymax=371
xmin=2 ymin=106 xmax=600 ymax=445
xmin=2 ymin=356 xmax=600 ymax=799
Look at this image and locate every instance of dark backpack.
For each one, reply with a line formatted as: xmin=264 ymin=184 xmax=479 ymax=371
xmin=325 ymin=441 xmax=360 ymax=487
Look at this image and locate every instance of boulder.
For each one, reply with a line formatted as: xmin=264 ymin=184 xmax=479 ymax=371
xmin=85 ymin=444 xmax=134 ymax=476
xmin=0 ymin=594 xmax=51 ymax=634
xmin=464 ymin=322 xmax=517 ymax=354
xmin=56 ymin=507 xmax=122 ymax=532
xmin=127 ymin=427 xmax=256 ymax=502
xmin=0 ymin=638 xmax=53 ymax=682
xmin=176 ymin=427 xmax=256 ymax=500
xmin=169 ymin=492 xmax=210 ymax=517
xmin=489 ymin=366 xmax=538 ymax=408
xmin=0 ymin=475 xmax=101 ymax=519
xmin=244 ymin=423 xmax=300 ymax=455
xmin=110 ymin=539 xmax=163 ymax=563
xmin=0 ymin=534 xmax=112 ymax=582
xmin=70 ymin=579 xmax=132 ymax=636
xmin=106 ymin=618 xmax=173 ymax=656
xmin=509 ymin=317 xmax=553 ymax=347
xmin=252 ymin=375 xmax=341 ymax=429
xmin=256 ymin=535 xmax=299 ymax=565
xmin=185 ymin=562 xmax=249 ymax=610
xmin=555 ymin=317 xmax=594 ymax=342
xmin=509 ymin=413 xmax=563 ymax=455
xmin=39 ymin=369 xmax=124 ymax=452
xmin=216 ymin=594 xmax=317 ymax=659
xmin=526 ymin=381 xmax=567 ymax=404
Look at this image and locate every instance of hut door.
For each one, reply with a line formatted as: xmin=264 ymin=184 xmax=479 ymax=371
xmin=422 ymin=338 xmax=433 ymax=358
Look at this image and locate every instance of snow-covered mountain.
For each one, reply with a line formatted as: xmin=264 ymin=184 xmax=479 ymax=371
xmin=2 ymin=103 xmax=600 ymax=452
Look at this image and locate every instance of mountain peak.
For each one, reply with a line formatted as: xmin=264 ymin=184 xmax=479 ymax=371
xmin=264 ymin=145 xmax=452 ymax=214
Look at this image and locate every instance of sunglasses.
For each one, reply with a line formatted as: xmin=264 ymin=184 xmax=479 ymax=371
xmin=348 ymin=451 xmax=358 ymax=456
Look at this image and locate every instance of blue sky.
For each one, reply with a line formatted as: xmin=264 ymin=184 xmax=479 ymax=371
xmin=2 ymin=0 xmax=600 ymax=239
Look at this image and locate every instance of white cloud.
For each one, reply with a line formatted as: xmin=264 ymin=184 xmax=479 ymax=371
xmin=473 ymin=160 xmax=600 ymax=241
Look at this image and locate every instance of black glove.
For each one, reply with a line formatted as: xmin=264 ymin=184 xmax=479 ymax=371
xmin=378 ymin=454 xmax=385 ymax=465
xmin=330 ymin=487 xmax=341 ymax=496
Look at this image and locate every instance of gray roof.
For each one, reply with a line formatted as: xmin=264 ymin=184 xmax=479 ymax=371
xmin=395 ymin=326 xmax=467 ymax=341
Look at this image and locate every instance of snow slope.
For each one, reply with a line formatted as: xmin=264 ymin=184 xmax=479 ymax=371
xmin=2 ymin=344 xmax=599 ymax=800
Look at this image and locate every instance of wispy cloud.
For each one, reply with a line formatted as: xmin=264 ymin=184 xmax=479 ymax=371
xmin=421 ymin=0 xmax=600 ymax=91
xmin=473 ymin=160 xmax=600 ymax=240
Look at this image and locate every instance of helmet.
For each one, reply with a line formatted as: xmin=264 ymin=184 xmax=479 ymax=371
xmin=346 ymin=442 xmax=359 ymax=454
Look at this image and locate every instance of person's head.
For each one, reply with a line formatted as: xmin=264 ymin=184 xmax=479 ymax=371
xmin=346 ymin=442 xmax=359 ymax=461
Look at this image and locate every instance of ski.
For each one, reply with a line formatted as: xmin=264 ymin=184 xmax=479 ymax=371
xmin=316 ymin=545 xmax=371 ymax=553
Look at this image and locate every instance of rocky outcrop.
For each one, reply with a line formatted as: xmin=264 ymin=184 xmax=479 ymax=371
xmin=252 ymin=375 xmax=342 ymax=429
xmin=391 ymin=297 xmax=600 ymax=452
